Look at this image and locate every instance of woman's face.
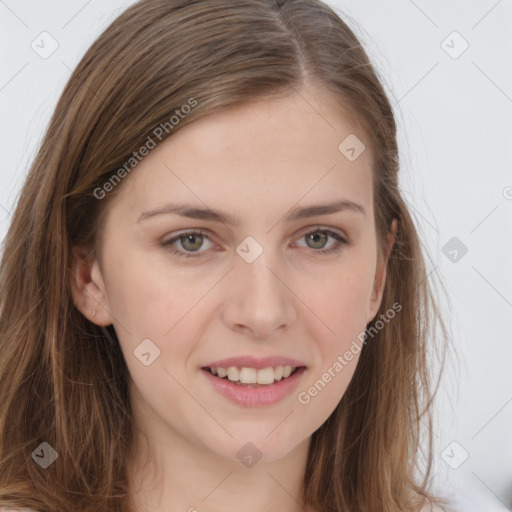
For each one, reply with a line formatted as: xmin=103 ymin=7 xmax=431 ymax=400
xmin=73 ymin=84 xmax=394 ymax=465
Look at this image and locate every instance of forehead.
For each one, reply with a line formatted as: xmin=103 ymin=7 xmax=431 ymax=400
xmin=109 ymin=86 xmax=373 ymax=224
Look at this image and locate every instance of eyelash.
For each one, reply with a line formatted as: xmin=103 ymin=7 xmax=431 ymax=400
xmin=159 ymin=226 xmax=349 ymax=259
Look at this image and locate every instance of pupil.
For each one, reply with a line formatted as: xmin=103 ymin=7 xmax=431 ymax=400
xmin=308 ymin=232 xmax=326 ymax=249
xmin=183 ymin=234 xmax=202 ymax=251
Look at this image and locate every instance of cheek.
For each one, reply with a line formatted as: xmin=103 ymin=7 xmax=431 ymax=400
xmin=302 ymin=255 xmax=376 ymax=335
xmin=296 ymin=313 xmax=364 ymax=431
xmin=296 ymin=251 xmax=375 ymax=404
xmin=303 ymin=280 xmax=368 ymax=383
xmin=104 ymin=248 xmax=217 ymax=384
xmin=103 ymin=244 xmax=202 ymax=335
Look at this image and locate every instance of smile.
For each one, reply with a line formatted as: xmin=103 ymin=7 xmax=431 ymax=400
xmin=201 ymin=366 xmax=307 ymax=406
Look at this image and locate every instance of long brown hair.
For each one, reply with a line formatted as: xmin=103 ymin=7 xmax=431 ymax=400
xmin=0 ymin=0 xmax=453 ymax=510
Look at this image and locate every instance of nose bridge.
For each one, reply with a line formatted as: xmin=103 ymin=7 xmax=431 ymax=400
xmin=242 ymin=248 xmax=279 ymax=296
xmin=223 ymin=235 xmax=295 ymax=336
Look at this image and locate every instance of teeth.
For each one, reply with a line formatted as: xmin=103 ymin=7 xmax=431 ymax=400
xmin=282 ymin=366 xmax=293 ymax=378
xmin=208 ymin=365 xmax=297 ymax=384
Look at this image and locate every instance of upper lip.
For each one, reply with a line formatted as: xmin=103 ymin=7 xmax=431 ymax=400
xmin=202 ymin=355 xmax=307 ymax=370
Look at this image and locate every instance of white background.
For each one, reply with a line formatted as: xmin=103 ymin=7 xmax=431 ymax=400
xmin=0 ymin=1 xmax=511 ymax=510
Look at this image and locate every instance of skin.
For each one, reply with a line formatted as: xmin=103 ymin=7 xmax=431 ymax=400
xmin=71 ymin=82 xmax=397 ymax=512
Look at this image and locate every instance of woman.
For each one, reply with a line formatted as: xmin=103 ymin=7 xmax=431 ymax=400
xmin=0 ymin=0 xmax=452 ymax=510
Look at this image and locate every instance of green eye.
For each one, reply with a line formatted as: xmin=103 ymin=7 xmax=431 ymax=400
xmin=160 ymin=227 xmax=349 ymax=259
xmin=300 ymin=229 xmax=347 ymax=253
xmin=161 ymin=229 xmax=211 ymax=258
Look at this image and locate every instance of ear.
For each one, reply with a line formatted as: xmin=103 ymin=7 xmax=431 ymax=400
xmin=70 ymin=245 xmax=113 ymax=327
xmin=367 ymin=218 xmax=398 ymax=323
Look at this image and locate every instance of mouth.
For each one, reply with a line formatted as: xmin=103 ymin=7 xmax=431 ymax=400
xmin=201 ymin=365 xmax=306 ymax=387
xmin=201 ymin=364 xmax=307 ymax=406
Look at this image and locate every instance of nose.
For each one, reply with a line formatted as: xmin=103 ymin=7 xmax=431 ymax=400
xmin=220 ymin=249 xmax=296 ymax=339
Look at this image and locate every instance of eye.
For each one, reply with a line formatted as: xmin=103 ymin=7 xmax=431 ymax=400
xmin=160 ymin=226 xmax=349 ymax=259
xmin=160 ymin=229 xmax=214 ymax=258
xmin=294 ymin=226 xmax=349 ymax=255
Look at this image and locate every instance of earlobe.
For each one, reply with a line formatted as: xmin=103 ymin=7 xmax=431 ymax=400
xmin=367 ymin=219 xmax=398 ymax=323
xmin=70 ymin=246 xmax=112 ymax=327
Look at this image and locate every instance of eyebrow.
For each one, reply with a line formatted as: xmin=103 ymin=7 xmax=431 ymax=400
xmin=137 ymin=199 xmax=366 ymax=225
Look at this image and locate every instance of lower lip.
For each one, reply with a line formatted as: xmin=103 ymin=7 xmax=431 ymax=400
xmin=201 ymin=367 xmax=306 ymax=406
